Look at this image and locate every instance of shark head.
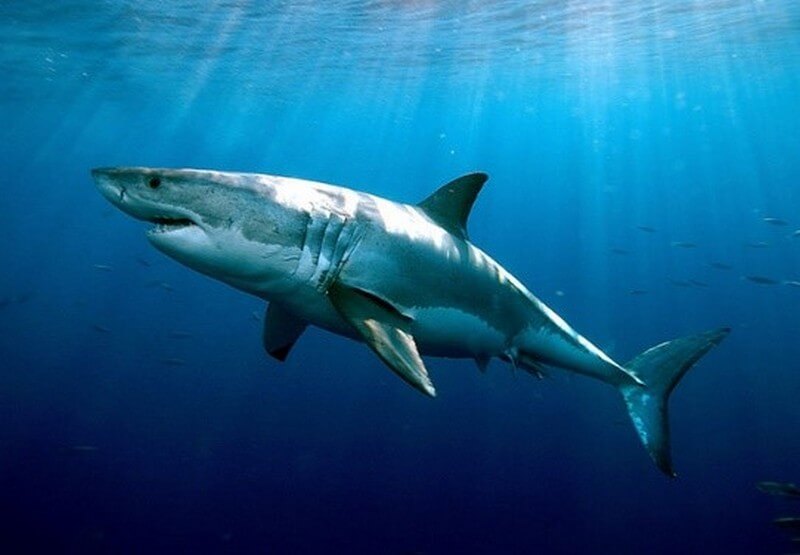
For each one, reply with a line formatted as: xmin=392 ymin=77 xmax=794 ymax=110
xmin=91 ymin=167 xmax=307 ymax=295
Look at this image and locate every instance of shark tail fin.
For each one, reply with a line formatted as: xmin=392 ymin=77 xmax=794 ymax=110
xmin=618 ymin=327 xmax=730 ymax=477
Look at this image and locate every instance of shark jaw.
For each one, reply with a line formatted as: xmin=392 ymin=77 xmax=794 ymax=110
xmin=148 ymin=215 xmax=196 ymax=235
xmin=145 ymin=217 xmax=211 ymax=261
xmin=91 ymin=167 xmax=210 ymax=250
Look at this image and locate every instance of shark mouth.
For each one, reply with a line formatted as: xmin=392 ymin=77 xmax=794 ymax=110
xmin=148 ymin=216 xmax=196 ymax=234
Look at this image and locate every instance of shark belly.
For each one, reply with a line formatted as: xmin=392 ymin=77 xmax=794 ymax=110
xmin=408 ymin=306 xmax=507 ymax=357
xmin=277 ymin=285 xmax=354 ymax=338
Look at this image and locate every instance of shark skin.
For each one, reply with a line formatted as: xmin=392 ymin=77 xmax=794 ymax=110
xmin=91 ymin=167 xmax=729 ymax=476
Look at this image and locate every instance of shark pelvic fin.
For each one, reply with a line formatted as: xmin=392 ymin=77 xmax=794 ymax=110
xmin=417 ymin=172 xmax=488 ymax=240
xmin=328 ymin=282 xmax=436 ymax=397
xmin=619 ymin=327 xmax=730 ymax=477
xmin=262 ymin=302 xmax=308 ymax=361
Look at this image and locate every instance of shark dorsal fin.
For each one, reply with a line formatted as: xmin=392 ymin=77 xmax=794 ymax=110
xmin=417 ymin=172 xmax=488 ymax=240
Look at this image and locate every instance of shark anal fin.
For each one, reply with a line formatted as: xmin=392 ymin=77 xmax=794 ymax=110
xmin=475 ymin=355 xmax=490 ymax=373
xmin=328 ymin=283 xmax=436 ymax=397
xmin=263 ymin=303 xmax=307 ymax=361
xmin=417 ymin=172 xmax=488 ymax=240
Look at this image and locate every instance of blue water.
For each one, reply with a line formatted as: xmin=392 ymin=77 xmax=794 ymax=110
xmin=2 ymin=1 xmax=800 ymax=553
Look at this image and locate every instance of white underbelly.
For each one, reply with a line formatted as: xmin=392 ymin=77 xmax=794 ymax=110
xmin=272 ymin=284 xmax=507 ymax=359
xmin=409 ymin=306 xmax=506 ymax=357
xmin=277 ymin=287 xmax=352 ymax=336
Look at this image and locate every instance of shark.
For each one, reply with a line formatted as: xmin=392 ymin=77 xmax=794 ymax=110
xmin=91 ymin=167 xmax=729 ymax=476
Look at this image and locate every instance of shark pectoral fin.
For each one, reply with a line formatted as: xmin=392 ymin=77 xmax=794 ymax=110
xmin=262 ymin=302 xmax=307 ymax=361
xmin=359 ymin=319 xmax=436 ymax=397
xmin=328 ymin=283 xmax=436 ymax=397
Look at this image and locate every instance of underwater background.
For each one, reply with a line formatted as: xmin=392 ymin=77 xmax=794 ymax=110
xmin=1 ymin=1 xmax=799 ymax=553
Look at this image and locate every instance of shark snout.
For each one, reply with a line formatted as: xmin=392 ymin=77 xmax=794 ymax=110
xmin=91 ymin=167 xmax=127 ymax=207
xmin=90 ymin=167 xmax=196 ymax=229
xmin=91 ymin=167 xmax=124 ymax=183
xmin=91 ymin=167 xmax=113 ymax=178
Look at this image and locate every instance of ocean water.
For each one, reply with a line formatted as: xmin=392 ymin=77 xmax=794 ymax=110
xmin=1 ymin=1 xmax=799 ymax=553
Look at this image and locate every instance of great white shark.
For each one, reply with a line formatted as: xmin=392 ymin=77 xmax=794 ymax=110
xmin=92 ymin=167 xmax=729 ymax=476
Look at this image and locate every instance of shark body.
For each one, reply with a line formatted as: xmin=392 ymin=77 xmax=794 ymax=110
xmin=92 ymin=167 xmax=728 ymax=475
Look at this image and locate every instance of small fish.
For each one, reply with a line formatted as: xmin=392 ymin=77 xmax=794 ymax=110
xmin=746 ymin=241 xmax=770 ymax=249
xmin=92 ymin=264 xmax=113 ymax=272
xmin=784 ymin=281 xmax=800 ymax=288
xmin=0 ymin=293 xmax=31 ymax=309
xmin=554 ymin=290 xmax=565 ymax=297
xmin=251 ymin=310 xmax=261 ymax=321
xmin=745 ymin=275 xmax=779 ymax=285
xmin=92 ymin=324 xmax=111 ymax=333
xmin=757 ymin=481 xmax=800 ymax=498
xmin=70 ymin=445 xmax=99 ymax=452
xmin=13 ymin=292 xmax=34 ymax=304
xmin=160 ymin=357 xmax=187 ymax=366
xmin=709 ymin=261 xmax=732 ymax=270
xmin=792 ymin=230 xmax=800 ymax=238
xmin=670 ymin=241 xmax=697 ymax=249
xmin=629 ymin=289 xmax=648 ymax=295
xmin=689 ymin=279 xmax=709 ymax=288
xmin=144 ymin=280 xmax=174 ymax=291
xmin=59 ymin=444 xmax=100 ymax=456
xmin=636 ymin=225 xmax=656 ymax=233
xmin=774 ymin=517 xmax=800 ymax=531
xmin=610 ymin=248 xmax=630 ymax=255
xmin=763 ymin=217 xmax=789 ymax=226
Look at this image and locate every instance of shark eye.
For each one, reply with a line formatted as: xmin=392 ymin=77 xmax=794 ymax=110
xmin=148 ymin=176 xmax=161 ymax=189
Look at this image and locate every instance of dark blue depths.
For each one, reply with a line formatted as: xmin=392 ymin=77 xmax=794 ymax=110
xmin=1 ymin=2 xmax=799 ymax=553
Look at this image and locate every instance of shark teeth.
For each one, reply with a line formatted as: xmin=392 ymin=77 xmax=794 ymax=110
xmin=149 ymin=216 xmax=194 ymax=233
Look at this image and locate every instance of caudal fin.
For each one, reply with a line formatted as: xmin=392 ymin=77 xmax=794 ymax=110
xmin=619 ymin=327 xmax=730 ymax=477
